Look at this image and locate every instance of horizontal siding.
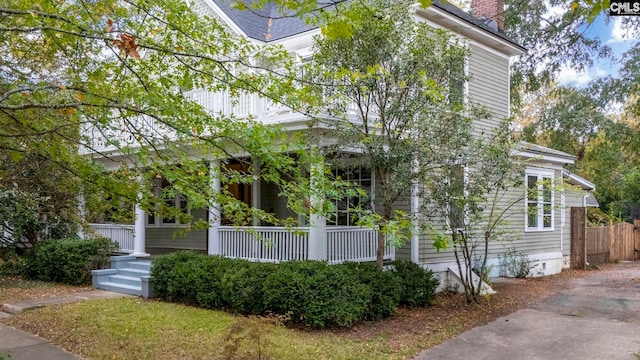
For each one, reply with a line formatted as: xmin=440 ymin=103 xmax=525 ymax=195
xmin=146 ymin=208 xmax=207 ymax=251
xmin=146 ymin=228 xmax=206 ymax=251
xmin=373 ymin=174 xmax=413 ymax=260
xmin=468 ymin=44 xmax=510 ymax=134
xmin=418 ymin=167 xmax=566 ymax=265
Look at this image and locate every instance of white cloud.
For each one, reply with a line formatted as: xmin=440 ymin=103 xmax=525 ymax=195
xmin=594 ymin=67 xmax=608 ymax=77
xmin=557 ymin=65 xmax=593 ymax=87
xmin=545 ymin=3 xmax=564 ymax=18
xmin=608 ymin=17 xmax=632 ymax=43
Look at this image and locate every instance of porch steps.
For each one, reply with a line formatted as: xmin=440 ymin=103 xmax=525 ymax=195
xmin=92 ymin=256 xmax=153 ymax=298
xmin=94 ymin=281 xmax=142 ymax=296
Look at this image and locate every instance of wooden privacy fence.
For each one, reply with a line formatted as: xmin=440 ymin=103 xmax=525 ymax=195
xmin=586 ymin=220 xmax=639 ymax=263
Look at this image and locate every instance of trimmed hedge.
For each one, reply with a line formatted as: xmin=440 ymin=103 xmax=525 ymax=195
xmin=390 ymin=260 xmax=439 ymax=307
xmin=221 ymin=261 xmax=276 ymax=315
xmin=262 ymin=261 xmax=371 ymax=327
xmin=23 ymin=237 xmax=118 ymax=285
xmin=340 ymin=261 xmax=402 ymax=320
xmin=151 ymin=251 xmax=439 ymax=328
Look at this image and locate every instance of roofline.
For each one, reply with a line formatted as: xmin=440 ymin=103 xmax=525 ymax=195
xmin=515 ymin=150 xmax=576 ymax=165
xmin=202 ymin=0 xmax=246 ymax=37
xmin=515 ymin=151 xmax=575 ymax=165
xmin=206 ymin=0 xmax=527 ymax=53
xmin=562 ymin=169 xmax=596 ymax=191
xmin=515 ymin=141 xmax=577 ymax=165
xmin=419 ymin=3 xmax=526 ymax=56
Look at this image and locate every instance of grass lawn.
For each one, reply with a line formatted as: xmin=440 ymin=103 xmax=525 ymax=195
xmin=0 ymin=269 xmax=584 ymax=360
xmin=4 ymin=298 xmax=415 ymax=360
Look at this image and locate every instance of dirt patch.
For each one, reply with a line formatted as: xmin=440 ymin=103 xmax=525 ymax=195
xmin=316 ymin=268 xmax=588 ymax=351
xmin=0 ymin=276 xmax=92 ymax=305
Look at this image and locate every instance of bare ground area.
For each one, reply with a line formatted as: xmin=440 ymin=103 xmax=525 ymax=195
xmin=0 ymin=276 xmax=92 ymax=305
xmin=322 ymin=266 xmax=588 ymax=351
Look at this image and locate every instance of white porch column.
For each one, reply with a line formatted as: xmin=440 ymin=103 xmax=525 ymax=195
xmin=252 ymin=158 xmax=261 ymax=227
xmin=411 ymin=159 xmax=420 ymax=264
xmin=133 ymin=177 xmax=149 ymax=256
xmin=308 ymin=158 xmax=327 ymax=261
xmin=208 ymin=160 xmax=222 ymax=255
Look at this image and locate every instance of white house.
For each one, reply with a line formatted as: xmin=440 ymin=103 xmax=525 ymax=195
xmin=86 ymin=0 xmax=595 ymax=295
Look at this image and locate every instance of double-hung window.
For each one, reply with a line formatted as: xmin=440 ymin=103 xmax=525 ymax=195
xmin=328 ymin=165 xmax=373 ymax=226
xmin=525 ymin=169 xmax=554 ymax=231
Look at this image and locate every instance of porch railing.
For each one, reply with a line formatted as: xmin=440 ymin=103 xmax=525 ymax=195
xmin=88 ymin=223 xmax=135 ymax=254
xmin=79 ymin=90 xmax=294 ymax=154
xmin=90 ymin=223 xmax=396 ymax=263
xmin=326 ymin=226 xmax=395 ymax=263
xmin=219 ymin=226 xmax=310 ymax=262
xmin=79 ymin=89 xmax=366 ymax=155
xmin=219 ymin=226 xmax=394 ymax=263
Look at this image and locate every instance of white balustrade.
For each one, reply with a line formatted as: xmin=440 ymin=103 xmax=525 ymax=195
xmin=219 ymin=226 xmax=309 ymax=262
xmin=88 ymin=223 xmax=135 ymax=254
xmin=80 ymin=89 xmax=295 ymax=154
xmin=326 ymin=226 xmax=395 ymax=263
xmin=217 ymin=225 xmax=394 ymax=263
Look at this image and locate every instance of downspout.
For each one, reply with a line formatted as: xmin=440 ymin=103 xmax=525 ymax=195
xmin=560 ymin=191 xmax=565 ymax=254
xmin=411 ymin=159 xmax=419 ymax=264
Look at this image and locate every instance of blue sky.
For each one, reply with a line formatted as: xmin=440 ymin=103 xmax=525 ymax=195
xmin=557 ymin=15 xmax=638 ymax=86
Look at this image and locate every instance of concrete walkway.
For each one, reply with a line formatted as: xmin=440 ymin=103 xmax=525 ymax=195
xmin=415 ymin=262 xmax=640 ymax=360
xmin=0 ymin=324 xmax=84 ymax=360
xmin=0 ymin=290 xmax=134 ymax=360
xmin=2 ymin=289 xmax=130 ymax=315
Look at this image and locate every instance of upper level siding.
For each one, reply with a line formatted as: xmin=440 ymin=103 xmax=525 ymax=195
xmin=467 ymin=44 xmax=510 ymax=133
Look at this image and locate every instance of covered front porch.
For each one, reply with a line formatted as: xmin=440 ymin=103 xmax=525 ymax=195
xmin=86 ymin=156 xmax=398 ymax=264
xmin=89 ymin=223 xmax=394 ymax=263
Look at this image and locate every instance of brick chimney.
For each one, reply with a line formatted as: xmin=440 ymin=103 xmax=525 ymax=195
xmin=471 ymin=0 xmax=504 ymax=31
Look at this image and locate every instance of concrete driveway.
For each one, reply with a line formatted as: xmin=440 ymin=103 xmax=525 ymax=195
xmin=414 ymin=262 xmax=640 ymax=360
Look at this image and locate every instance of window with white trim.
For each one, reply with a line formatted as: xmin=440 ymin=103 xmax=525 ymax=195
xmin=525 ymin=169 xmax=554 ymax=231
xmin=328 ymin=165 xmax=373 ymax=226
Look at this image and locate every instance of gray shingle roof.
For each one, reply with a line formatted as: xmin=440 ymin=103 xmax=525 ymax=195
xmin=519 ymin=141 xmax=577 ymax=161
xmin=210 ymin=0 xmax=524 ymax=49
xmin=430 ymin=1 xmax=524 ymax=51
xmin=211 ymin=0 xmax=316 ymax=42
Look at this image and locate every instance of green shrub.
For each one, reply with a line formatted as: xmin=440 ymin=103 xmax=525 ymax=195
xmin=220 ymin=262 xmax=276 ymax=315
xmin=152 ymin=251 xmax=246 ymax=309
xmin=0 ymin=248 xmax=25 ymax=276
xmin=23 ymin=237 xmax=118 ymax=285
xmin=500 ymin=248 xmax=535 ymax=278
xmin=390 ymin=260 xmax=439 ymax=307
xmin=152 ymin=254 xmax=438 ymax=328
xmin=194 ymin=256 xmax=245 ymax=310
xmin=263 ymin=261 xmax=371 ymax=328
xmin=151 ymin=250 xmax=208 ymax=304
xmin=340 ymin=262 xmax=401 ymax=321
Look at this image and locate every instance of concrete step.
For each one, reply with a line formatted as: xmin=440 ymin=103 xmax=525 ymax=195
xmin=98 ymin=282 xmax=142 ymax=296
xmin=447 ymin=265 xmax=496 ymax=295
xmin=128 ymin=261 xmax=152 ymax=271
xmin=109 ymin=275 xmax=142 ymax=287
xmin=0 ymin=311 xmax=14 ymax=318
xmin=118 ymin=268 xmax=150 ymax=278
